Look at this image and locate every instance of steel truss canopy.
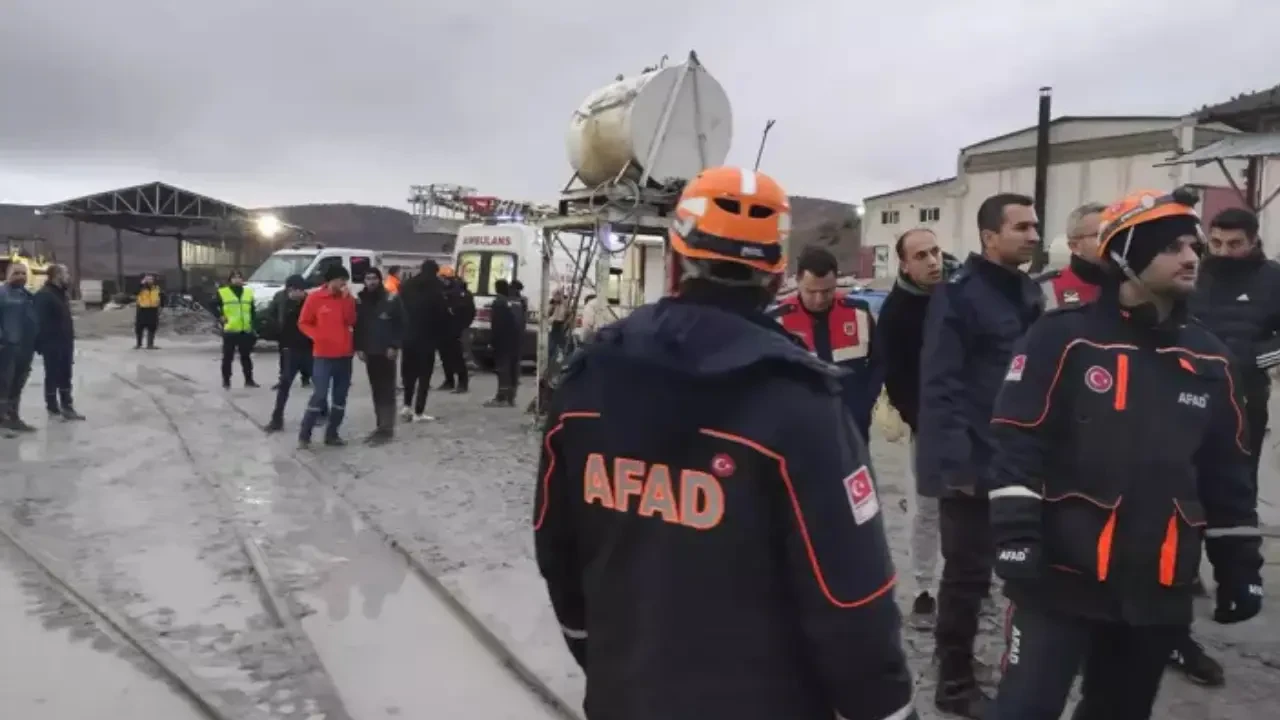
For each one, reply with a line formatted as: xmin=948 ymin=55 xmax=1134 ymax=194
xmin=36 ymin=181 xmax=267 ymax=240
xmin=1156 ymin=132 xmax=1280 ymax=211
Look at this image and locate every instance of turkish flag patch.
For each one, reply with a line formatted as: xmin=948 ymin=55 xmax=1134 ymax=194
xmin=843 ymin=466 xmax=880 ymax=525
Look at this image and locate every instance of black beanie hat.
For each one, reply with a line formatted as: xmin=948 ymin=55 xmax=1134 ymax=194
xmin=285 ymin=274 xmax=306 ymax=290
xmin=1106 ymin=215 xmax=1201 ymax=275
xmin=364 ymin=266 xmax=383 ymax=282
xmin=323 ymin=263 xmax=350 ymax=282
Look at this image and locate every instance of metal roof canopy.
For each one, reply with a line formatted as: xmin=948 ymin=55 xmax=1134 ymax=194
xmin=1156 ymin=133 xmax=1280 ymax=211
xmin=37 ymin=181 xmax=260 ymax=240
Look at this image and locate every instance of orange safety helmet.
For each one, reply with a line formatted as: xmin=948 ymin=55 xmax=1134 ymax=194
xmin=669 ymin=167 xmax=791 ymax=283
xmin=1097 ymin=187 xmax=1202 ymax=262
xmin=438 ymin=265 xmax=456 ymax=278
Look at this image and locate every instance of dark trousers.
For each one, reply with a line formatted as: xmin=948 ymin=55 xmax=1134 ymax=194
xmin=221 ymin=332 xmax=255 ymax=383
xmin=935 ymin=494 xmax=994 ymax=684
xmin=135 ymin=307 xmax=159 ymax=348
xmin=272 ymin=348 xmax=322 ymax=423
xmin=278 ymin=346 xmax=312 ymax=385
xmin=401 ymin=343 xmax=436 ymax=413
xmin=547 ymin=321 xmax=567 ymax=369
xmin=439 ymin=331 xmax=468 ymax=388
xmin=991 ymin=603 xmax=1180 ymax=719
xmin=1245 ymin=386 xmax=1269 ymax=487
xmin=0 ymin=345 xmax=33 ymax=420
xmin=42 ymin=349 xmax=74 ymax=411
xmin=493 ymin=346 xmax=519 ymax=403
xmin=366 ymin=354 xmax=397 ymax=433
xmin=300 ymin=357 xmax=352 ymax=441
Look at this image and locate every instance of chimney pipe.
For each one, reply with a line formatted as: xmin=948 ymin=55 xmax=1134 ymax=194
xmin=1030 ymin=86 xmax=1053 ymax=272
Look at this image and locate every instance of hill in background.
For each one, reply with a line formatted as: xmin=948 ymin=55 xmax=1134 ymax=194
xmin=0 ymin=195 xmax=861 ymax=280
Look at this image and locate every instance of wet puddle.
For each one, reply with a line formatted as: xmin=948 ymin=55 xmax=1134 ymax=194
xmin=295 ymin=510 xmax=561 ymax=720
xmin=0 ymin=551 xmax=207 ymax=720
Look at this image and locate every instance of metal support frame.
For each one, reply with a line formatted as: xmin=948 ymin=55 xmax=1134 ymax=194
xmin=1155 ymin=134 xmax=1280 ymax=212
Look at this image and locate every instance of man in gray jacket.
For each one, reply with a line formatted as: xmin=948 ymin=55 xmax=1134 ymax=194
xmin=0 ymin=262 xmax=39 ymax=436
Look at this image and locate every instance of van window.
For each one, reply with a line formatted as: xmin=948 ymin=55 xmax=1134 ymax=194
xmin=350 ymin=255 xmax=372 ymax=280
xmin=307 ymin=256 xmax=344 ymax=285
xmin=457 ymin=250 xmax=517 ymax=296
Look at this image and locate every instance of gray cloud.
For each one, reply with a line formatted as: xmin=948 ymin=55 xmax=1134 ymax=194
xmin=2 ymin=0 xmax=1278 ymax=207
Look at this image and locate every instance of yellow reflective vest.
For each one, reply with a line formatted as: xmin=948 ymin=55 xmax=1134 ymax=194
xmin=218 ymin=285 xmax=255 ymax=333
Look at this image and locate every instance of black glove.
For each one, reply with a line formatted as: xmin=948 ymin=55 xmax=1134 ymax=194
xmin=994 ymin=540 xmax=1041 ymax=581
xmin=1214 ymin=577 xmax=1263 ymax=624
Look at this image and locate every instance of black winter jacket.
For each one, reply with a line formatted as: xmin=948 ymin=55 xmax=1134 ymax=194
xmin=916 ymin=254 xmax=1043 ymax=497
xmin=874 ymin=253 xmax=961 ymax=432
xmin=989 ymin=291 xmax=1262 ymax=625
xmin=33 ymin=282 xmax=74 ymax=356
xmin=535 ymin=297 xmax=916 ymax=720
xmin=490 ymin=295 xmax=520 ymax=353
xmin=354 ymin=288 xmax=405 ymax=355
xmin=399 ymin=274 xmax=451 ymax=347
xmin=264 ymin=289 xmax=312 ymax=350
xmin=1188 ymin=249 xmax=1280 ymax=393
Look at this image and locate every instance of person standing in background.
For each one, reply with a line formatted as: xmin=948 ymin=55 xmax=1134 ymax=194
xmin=485 ymin=278 xmax=520 ymax=407
xmin=33 ymin=263 xmax=84 ymax=421
xmin=874 ymin=227 xmax=956 ymax=630
xmin=1034 ymin=202 xmax=1108 ymax=309
xmin=436 ymin=265 xmax=474 ymax=393
xmin=398 ymin=259 xmax=449 ymax=421
xmin=769 ymin=246 xmax=882 ymax=440
xmin=135 ymin=273 xmax=161 ymax=349
xmin=917 ymin=193 xmax=1043 ymax=718
xmin=211 ymin=270 xmax=258 ymax=389
xmin=355 ymin=267 xmax=405 ymax=445
xmin=264 ymin=274 xmax=323 ymax=432
xmin=296 ymin=264 xmax=357 ymax=448
xmin=0 ymin=263 xmax=38 ymax=435
xmin=384 ymin=265 xmax=402 ymax=295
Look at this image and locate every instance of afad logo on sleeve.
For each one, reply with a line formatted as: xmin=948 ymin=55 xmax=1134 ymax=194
xmin=1005 ymin=354 xmax=1027 ymax=382
xmin=843 ymin=466 xmax=880 ymax=525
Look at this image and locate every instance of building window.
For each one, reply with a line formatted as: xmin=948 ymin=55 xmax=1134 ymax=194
xmin=880 ymin=210 xmax=900 ymax=225
xmin=919 ymin=207 xmax=941 ymax=223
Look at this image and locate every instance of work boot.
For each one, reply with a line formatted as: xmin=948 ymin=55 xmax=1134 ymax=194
xmin=4 ymin=415 xmax=37 ymax=433
xmin=452 ymin=385 xmax=469 ymax=394
xmin=364 ymin=429 xmax=393 ymax=446
xmin=934 ymin=680 xmax=991 ymax=718
xmin=323 ymin=435 xmax=347 ymax=447
xmin=222 ymin=378 xmax=231 ymax=390
xmin=483 ymin=397 xmax=508 ymax=408
xmin=297 ymin=437 xmax=311 ymax=450
xmin=909 ymin=591 xmax=937 ymax=630
xmin=60 ymin=407 xmax=86 ymax=421
xmin=1169 ymin=636 xmax=1225 ymax=687
xmin=264 ymin=418 xmax=284 ymax=433
xmin=438 ymin=380 xmax=455 ymax=391
xmin=245 ymin=377 xmax=260 ymax=388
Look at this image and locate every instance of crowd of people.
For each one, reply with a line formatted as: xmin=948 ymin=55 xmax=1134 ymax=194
xmin=533 ymin=165 xmax=1271 ymax=720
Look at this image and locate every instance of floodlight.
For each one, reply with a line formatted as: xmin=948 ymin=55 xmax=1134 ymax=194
xmin=255 ymin=214 xmax=282 ymax=238
xmin=854 ymin=204 xmax=866 ymax=218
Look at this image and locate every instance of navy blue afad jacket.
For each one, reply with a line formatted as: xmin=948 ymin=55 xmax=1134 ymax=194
xmin=916 ymin=253 xmax=1043 ymax=498
xmin=534 ymin=296 xmax=917 ymax=720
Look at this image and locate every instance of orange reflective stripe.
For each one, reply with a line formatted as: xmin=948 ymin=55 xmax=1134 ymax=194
xmin=1158 ymin=512 xmax=1178 ymax=587
xmin=1114 ymin=353 xmax=1129 ymax=411
xmin=1096 ymin=509 xmax=1118 ymax=582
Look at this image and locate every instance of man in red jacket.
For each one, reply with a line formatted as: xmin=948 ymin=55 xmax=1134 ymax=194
xmin=297 ymin=264 xmax=358 ymax=448
xmin=1036 ymin=202 xmax=1108 ymax=309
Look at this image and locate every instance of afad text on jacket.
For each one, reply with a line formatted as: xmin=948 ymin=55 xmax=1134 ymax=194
xmin=988 ymin=291 xmax=1263 ymax=625
xmin=534 ymin=296 xmax=916 ymax=720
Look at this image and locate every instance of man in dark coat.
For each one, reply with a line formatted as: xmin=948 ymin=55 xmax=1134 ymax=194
xmin=917 ymin=193 xmax=1043 ymax=717
xmin=398 ymin=260 xmax=450 ymax=420
xmin=873 ymin=228 xmax=959 ymax=630
xmin=485 ymin=278 xmax=521 ymax=407
xmin=264 ymin=274 xmax=323 ymax=432
xmin=33 ymin=264 xmax=84 ymax=421
xmin=0 ymin=262 xmax=39 ymax=435
xmin=354 ymin=267 xmax=405 ymax=445
xmin=437 ymin=265 xmax=475 ymax=392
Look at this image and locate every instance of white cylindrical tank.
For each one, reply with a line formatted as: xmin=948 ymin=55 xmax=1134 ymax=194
xmin=566 ymin=59 xmax=733 ymax=188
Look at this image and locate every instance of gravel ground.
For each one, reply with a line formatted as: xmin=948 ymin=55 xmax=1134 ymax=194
xmin=4 ymin=333 xmax=1279 ymax=718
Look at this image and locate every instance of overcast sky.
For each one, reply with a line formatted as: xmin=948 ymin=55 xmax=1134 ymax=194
xmin=2 ymin=0 xmax=1277 ymax=210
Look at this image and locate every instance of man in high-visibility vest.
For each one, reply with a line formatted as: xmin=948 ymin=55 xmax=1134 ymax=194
xmin=212 ymin=270 xmax=258 ymax=389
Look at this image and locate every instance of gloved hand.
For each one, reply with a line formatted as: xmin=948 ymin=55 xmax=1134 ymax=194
xmin=994 ymin=540 xmax=1041 ymax=581
xmin=1214 ymin=577 xmax=1263 ymax=624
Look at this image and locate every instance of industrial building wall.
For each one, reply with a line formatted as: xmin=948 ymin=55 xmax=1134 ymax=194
xmin=951 ymin=154 xmax=1248 ymax=257
xmin=862 ymin=184 xmax=962 ymax=278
